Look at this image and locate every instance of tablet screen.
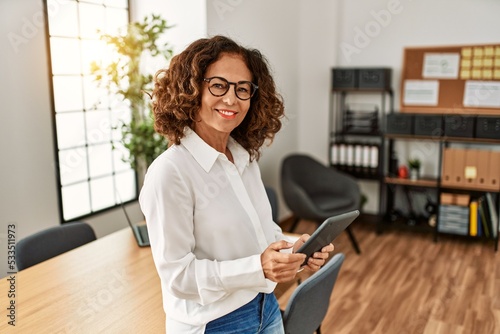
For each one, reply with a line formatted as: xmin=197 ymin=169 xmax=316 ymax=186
xmin=296 ymin=210 xmax=359 ymax=265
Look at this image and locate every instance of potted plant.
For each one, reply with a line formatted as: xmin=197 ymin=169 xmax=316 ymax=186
xmin=408 ymin=158 xmax=421 ymax=180
xmin=90 ymin=14 xmax=173 ymax=180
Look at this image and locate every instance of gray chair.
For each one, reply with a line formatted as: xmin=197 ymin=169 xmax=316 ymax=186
xmin=265 ymin=185 xmax=279 ymax=223
xmin=281 ymin=154 xmax=361 ymax=253
xmin=16 ymin=221 xmax=96 ymax=271
xmin=282 ymin=252 xmax=345 ymax=334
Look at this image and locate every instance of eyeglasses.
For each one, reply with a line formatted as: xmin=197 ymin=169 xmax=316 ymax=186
xmin=203 ymin=76 xmax=258 ymax=101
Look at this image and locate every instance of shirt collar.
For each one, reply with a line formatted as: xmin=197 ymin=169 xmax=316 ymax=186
xmin=181 ymin=127 xmax=250 ymax=173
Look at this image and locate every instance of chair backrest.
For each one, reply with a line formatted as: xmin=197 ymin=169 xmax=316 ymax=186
xmin=281 ymin=154 xmax=329 ymax=195
xmin=265 ymin=186 xmax=279 ymax=222
xmin=282 ymin=253 xmax=345 ymax=334
xmin=281 ymin=154 xmax=360 ymax=221
xmin=16 ymin=222 xmax=96 ymax=271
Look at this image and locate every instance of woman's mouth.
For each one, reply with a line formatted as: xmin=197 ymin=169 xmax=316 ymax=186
xmin=216 ymin=109 xmax=237 ymax=119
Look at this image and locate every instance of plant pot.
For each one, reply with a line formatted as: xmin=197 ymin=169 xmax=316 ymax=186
xmin=410 ymin=168 xmax=420 ymax=180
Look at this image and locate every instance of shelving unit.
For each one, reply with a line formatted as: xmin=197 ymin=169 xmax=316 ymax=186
xmin=329 ymin=87 xmax=394 ymax=216
xmin=382 ymin=132 xmax=500 ymax=251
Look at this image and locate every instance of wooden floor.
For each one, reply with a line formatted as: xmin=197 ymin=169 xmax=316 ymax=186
xmin=275 ymin=217 xmax=500 ymax=334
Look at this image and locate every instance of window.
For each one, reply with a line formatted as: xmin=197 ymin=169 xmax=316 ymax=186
xmin=46 ymin=0 xmax=136 ymax=221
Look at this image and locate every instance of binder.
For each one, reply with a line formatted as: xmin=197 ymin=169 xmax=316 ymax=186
xmin=338 ymin=143 xmax=347 ymax=170
xmin=475 ymin=150 xmax=490 ymax=189
xmin=469 ymin=200 xmax=478 ymax=236
xmin=362 ymin=144 xmax=371 ymax=174
xmin=441 ymin=148 xmax=454 ymax=186
xmin=330 ymin=143 xmax=339 ymax=165
xmin=346 ymin=144 xmax=355 ymax=172
xmin=487 ymin=151 xmax=500 ymax=190
xmin=370 ymin=145 xmax=379 ymax=175
xmin=485 ymin=193 xmax=499 ymax=238
xmin=464 ymin=149 xmax=478 ymax=188
xmin=451 ymin=149 xmax=466 ymax=187
xmin=354 ymin=144 xmax=363 ymax=172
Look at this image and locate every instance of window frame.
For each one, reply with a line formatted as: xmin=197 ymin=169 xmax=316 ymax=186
xmin=44 ymin=0 xmax=137 ymax=223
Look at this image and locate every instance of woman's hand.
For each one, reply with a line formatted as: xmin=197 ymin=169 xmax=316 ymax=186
xmin=261 ymin=240 xmax=306 ymax=283
xmin=293 ymin=234 xmax=334 ymax=272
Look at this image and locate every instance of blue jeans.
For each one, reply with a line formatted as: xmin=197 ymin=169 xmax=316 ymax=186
xmin=205 ymin=293 xmax=284 ymax=334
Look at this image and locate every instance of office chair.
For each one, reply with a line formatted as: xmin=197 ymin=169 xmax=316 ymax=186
xmin=281 ymin=154 xmax=361 ymax=254
xmin=282 ymin=252 xmax=345 ymax=334
xmin=265 ymin=185 xmax=279 ymax=223
xmin=16 ymin=221 xmax=96 ymax=271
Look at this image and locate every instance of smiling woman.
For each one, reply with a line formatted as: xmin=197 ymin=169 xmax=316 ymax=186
xmin=140 ymin=35 xmax=335 ymax=334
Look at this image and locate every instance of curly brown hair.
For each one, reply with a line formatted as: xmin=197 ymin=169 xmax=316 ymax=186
xmin=152 ymin=35 xmax=284 ymax=160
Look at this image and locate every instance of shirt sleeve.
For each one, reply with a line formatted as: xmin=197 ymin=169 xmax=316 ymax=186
xmin=139 ymin=158 xmax=270 ymax=306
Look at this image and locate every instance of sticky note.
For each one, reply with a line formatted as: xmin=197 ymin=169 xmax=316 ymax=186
xmin=464 ymin=166 xmax=477 ymax=179
xmin=460 ymin=70 xmax=471 ymax=79
xmin=483 ymin=58 xmax=493 ymax=67
xmin=495 ymin=47 xmax=500 ymax=56
xmin=462 ymin=48 xmax=472 ymax=57
xmin=482 ymin=69 xmax=493 ymax=79
xmin=473 ymin=58 xmax=483 ymax=67
xmin=495 ymin=57 xmax=500 ymax=67
xmin=484 ymin=47 xmax=494 ymax=57
xmin=461 ymin=59 xmax=471 ymax=68
xmin=472 ymin=69 xmax=482 ymax=79
xmin=494 ymin=69 xmax=500 ymax=80
xmin=473 ymin=47 xmax=484 ymax=57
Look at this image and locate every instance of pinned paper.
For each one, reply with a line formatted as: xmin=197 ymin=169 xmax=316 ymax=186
xmin=403 ymin=80 xmax=439 ymax=106
xmin=422 ymin=53 xmax=460 ymax=78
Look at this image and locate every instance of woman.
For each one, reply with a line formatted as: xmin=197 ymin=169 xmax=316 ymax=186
xmin=139 ymin=35 xmax=334 ymax=333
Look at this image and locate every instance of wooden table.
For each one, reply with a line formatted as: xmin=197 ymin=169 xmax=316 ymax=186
xmin=0 ymin=228 xmax=165 ymax=333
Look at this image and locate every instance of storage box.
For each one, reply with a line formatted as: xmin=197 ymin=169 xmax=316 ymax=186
xmin=358 ymin=68 xmax=392 ymax=90
xmin=440 ymin=193 xmax=470 ymax=206
xmin=440 ymin=193 xmax=454 ymax=205
xmin=444 ymin=115 xmax=475 ymax=138
xmin=413 ymin=115 xmax=443 ymax=137
xmin=332 ymin=68 xmax=358 ymax=89
xmin=475 ymin=116 xmax=500 ymax=139
xmin=385 ymin=113 xmax=414 ymax=135
xmin=455 ymin=194 xmax=471 ymax=207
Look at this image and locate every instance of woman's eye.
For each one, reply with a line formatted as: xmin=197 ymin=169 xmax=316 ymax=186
xmin=212 ymin=83 xmax=226 ymax=89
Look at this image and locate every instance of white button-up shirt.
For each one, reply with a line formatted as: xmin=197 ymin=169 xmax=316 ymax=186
xmin=139 ymin=128 xmax=286 ymax=333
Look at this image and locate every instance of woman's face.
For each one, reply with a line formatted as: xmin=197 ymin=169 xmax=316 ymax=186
xmin=197 ymin=53 xmax=252 ymax=137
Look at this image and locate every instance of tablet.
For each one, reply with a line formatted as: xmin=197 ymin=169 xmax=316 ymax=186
xmin=296 ymin=210 xmax=359 ymax=265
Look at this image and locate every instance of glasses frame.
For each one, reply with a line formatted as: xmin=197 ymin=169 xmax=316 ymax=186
xmin=203 ymin=76 xmax=259 ymax=101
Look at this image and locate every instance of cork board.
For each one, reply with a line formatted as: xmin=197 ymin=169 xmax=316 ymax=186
xmin=400 ymin=44 xmax=500 ymax=115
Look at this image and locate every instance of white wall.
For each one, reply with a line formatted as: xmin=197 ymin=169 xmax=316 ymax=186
xmin=0 ymin=0 xmax=61 ymax=277
xmin=206 ymin=0 xmax=301 ymax=216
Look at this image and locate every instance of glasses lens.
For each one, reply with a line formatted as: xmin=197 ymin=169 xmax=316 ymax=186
xmin=235 ymin=82 xmax=253 ymax=100
xmin=207 ymin=77 xmax=229 ymax=96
